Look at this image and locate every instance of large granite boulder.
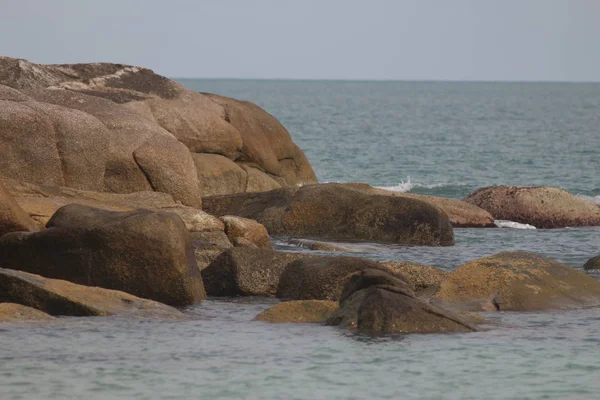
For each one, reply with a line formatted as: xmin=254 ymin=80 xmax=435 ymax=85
xmin=0 ymin=303 xmax=54 ymax=322
xmin=220 ymin=215 xmax=271 ymax=248
xmin=253 ymin=300 xmax=338 ymax=323
xmin=0 ymin=204 xmax=206 ymax=306
xmin=0 ymin=57 xmax=317 ymax=199
xmin=203 ymin=183 xmax=454 ymax=246
xmin=379 ymin=261 xmax=449 ymax=293
xmin=464 ymin=186 xmax=600 ymax=228
xmin=202 ymin=248 xmax=311 ymax=297
xmin=0 ymin=268 xmax=182 ymax=318
xmin=435 ymin=252 xmax=600 ymax=311
xmin=346 ymin=183 xmax=495 ymax=228
xmin=327 ymin=269 xmax=478 ymax=335
xmin=0 ymin=178 xmax=39 ymax=237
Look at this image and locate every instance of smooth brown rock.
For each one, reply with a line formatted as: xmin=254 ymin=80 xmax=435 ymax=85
xmin=220 ymin=215 xmax=271 ymax=248
xmin=203 ymin=183 xmax=454 ymax=246
xmin=192 ymin=153 xmax=247 ymax=196
xmin=0 ymin=268 xmax=183 ymax=318
xmin=0 ymin=204 xmax=206 ymax=306
xmin=190 ymin=231 xmax=232 ymax=271
xmin=253 ymin=300 xmax=338 ymax=323
xmin=583 ymin=255 xmax=600 ymax=271
xmin=346 ymin=183 xmax=495 ymax=228
xmin=436 ymin=252 xmax=600 ymax=311
xmin=464 ymin=186 xmax=600 ymax=228
xmin=379 ymin=261 xmax=449 ymax=292
xmin=0 ymin=178 xmax=40 ymax=236
xmin=0 ymin=303 xmax=54 ymax=322
xmin=327 ymin=269 xmax=478 ymax=335
xmin=202 ymin=248 xmax=312 ymax=297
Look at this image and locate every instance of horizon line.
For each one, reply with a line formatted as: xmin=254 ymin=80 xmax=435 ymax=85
xmin=172 ymin=77 xmax=600 ymax=84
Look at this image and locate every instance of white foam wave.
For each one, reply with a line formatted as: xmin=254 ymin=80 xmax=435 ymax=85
xmin=494 ymin=220 xmax=537 ymax=230
xmin=376 ymin=177 xmax=449 ymax=193
xmin=577 ymin=194 xmax=600 ymax=206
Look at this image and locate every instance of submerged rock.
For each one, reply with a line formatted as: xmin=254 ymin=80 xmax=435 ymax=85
xmin=327 ymin=269 xmax=478 ymax=335
xmin=253 ymin=300 xmax=338 ymax=323
xmin=202 ymin=248 xmax=312 ymax=297
xmin=0 ymin=268 xmax=183 ymax=318
xmin=583 ymin=255 xmax=600 ymax=271
xmin=464 ymin=186 xmax=600 ymax=229
xmin=0 ymin=303 xmax=54 ymax=322
xmin=436 ymin=252 xmax=600 ymax=311
xmin=203 ymin=183 xmax=454 ymax=246
xmin=0 ymin=204 xmax=206 ymax=306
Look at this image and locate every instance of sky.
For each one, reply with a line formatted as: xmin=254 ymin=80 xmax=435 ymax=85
xmin=1 ymin=0 xmax=599 ymax=81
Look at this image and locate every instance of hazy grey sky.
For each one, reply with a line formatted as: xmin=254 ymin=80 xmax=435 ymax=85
xmin=1 ymin=0 xmax=599 ymax=81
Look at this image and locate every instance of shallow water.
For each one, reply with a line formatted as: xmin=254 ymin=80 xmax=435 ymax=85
xmin=2 ymin=80 xmax=600 ymax=399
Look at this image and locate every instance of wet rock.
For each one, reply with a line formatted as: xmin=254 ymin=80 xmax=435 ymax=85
xmin=464 ymin=186 xmax=600 ymax=229
xmin=202 ymin=248 xmax=312 ymax=297
xmin=0 ymin=303 xmax=54 ymax=322
xmin=220 ymin=215 xmax=271 ymax=248
xmin=583 ymin=255 xmax=600 ymax=271
xmin=203 ymin=183 xmax=454 ymax=246
xmin=253 ymin=300 xmax=338 ymax=323
xmin=0 ymin=204 xmax=205 ymax=306
xmin=379 ymin=261 xmax=449 ymax=293
xmin=436 ymin=251 xmax=600 ymax=311
xmin=327 ymin=269 xmax=478 ymax=335
xmin=0 ymin=268 xmax=183 ymax=318
xmin=287 ymin=238 xmax=353 ymax=252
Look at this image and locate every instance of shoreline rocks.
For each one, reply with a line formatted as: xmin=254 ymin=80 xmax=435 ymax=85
xmin=583 ymin=255 xmax=600 ymax=271
xmin=203 ymin=183 xmax=455 ymax=246
xmin=253 ymin=300 xmax=338 ymax=323
xmin=464 ymin=186 xmax=600 ymax=229
xmin=0 ymin=303 xmax=54 ymax=322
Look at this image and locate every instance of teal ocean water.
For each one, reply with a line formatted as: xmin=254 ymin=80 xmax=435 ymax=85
xmin=1 ymin=81 xmax=599 ymax=399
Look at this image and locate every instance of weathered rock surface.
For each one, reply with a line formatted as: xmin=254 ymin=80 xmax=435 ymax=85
xmin=583 ymin=255 xmax=600 ymax=271
xmin=0 ymin=57 xmax=317 ymax=199
xmin=346 ymin=183 xmax=495 ymax=228
xmin=0 ymin=204 xmax=206 ymax=306
xmin=202 ymin=248 xmax=312 ymax=297
xmin=0 ymin=303 xmax=54 ymax=322
xmin=379 ymin=261 xmax=449 ymax=293
xmin=278 ymin=256 xmax=391 ymax=301
xmin=220 ymin=215 xmax=271 ymax=248
xmin=253 ymin=300 xmax=338 ymax=323
xmin=0 ymin=268 xmax=183 ymax=318
xmin=3 ymin=178 xmax=222 ymax=230
xmin=0 ymin=178 xmax=40 ymax=236
xmin=436 ymin=252 xmax=600 ymax=311
xmin=327 ymin=269 xmax=478 ymax=335
xmin=464 ymin=186 xmax=600 ymax=229
xmin=203 ymin=183 xmax=454 ymax=245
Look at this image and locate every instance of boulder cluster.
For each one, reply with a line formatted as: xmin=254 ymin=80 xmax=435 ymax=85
xmin=1 ymin=57 xmax=599 ymax=334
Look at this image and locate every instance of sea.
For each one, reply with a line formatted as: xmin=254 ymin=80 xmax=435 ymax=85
xmin=1 ymin=81 xmax=599 ymax=399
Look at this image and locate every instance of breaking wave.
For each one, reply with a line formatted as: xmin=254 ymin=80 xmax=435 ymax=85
xmin=494 ymin=220 xmax=537 ymax=230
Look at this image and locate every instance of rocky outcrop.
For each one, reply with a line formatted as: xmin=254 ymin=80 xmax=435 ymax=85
xmin=3 ymin=178 xmax=222 ymax=230
xmin=0 ymin=268 xmax=182 ymax=318
xmin=435 ymin=252 xmax=600 ymax=311
xmin=253 ymin=300 xmax=338 ymax=323
xmin=346 ymin=183 xmax=495 ymax=228
xmin=202 ymin=248 xmax=312 ymax=296
xmin=203 ymin=183 xmax=454 ymax=246
xmin=0 ymin=303 xmax=54 ymax=322
xmin=0 ymin=57 xmax=317 ymax=201
xmin=220 ymin=216 xmax=271 ymax=248
xmin=327 ymin=269 xmax=478 ymax=335
xmin=583 ymin=255 xmax=600 ymax=271
xmin=0 ymin=178 xmax=39 ymax=237
xmin=464 ymin=186 xmax=600 ymax=228
xmin=0 ymin=204 xmax=206 ymax=306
